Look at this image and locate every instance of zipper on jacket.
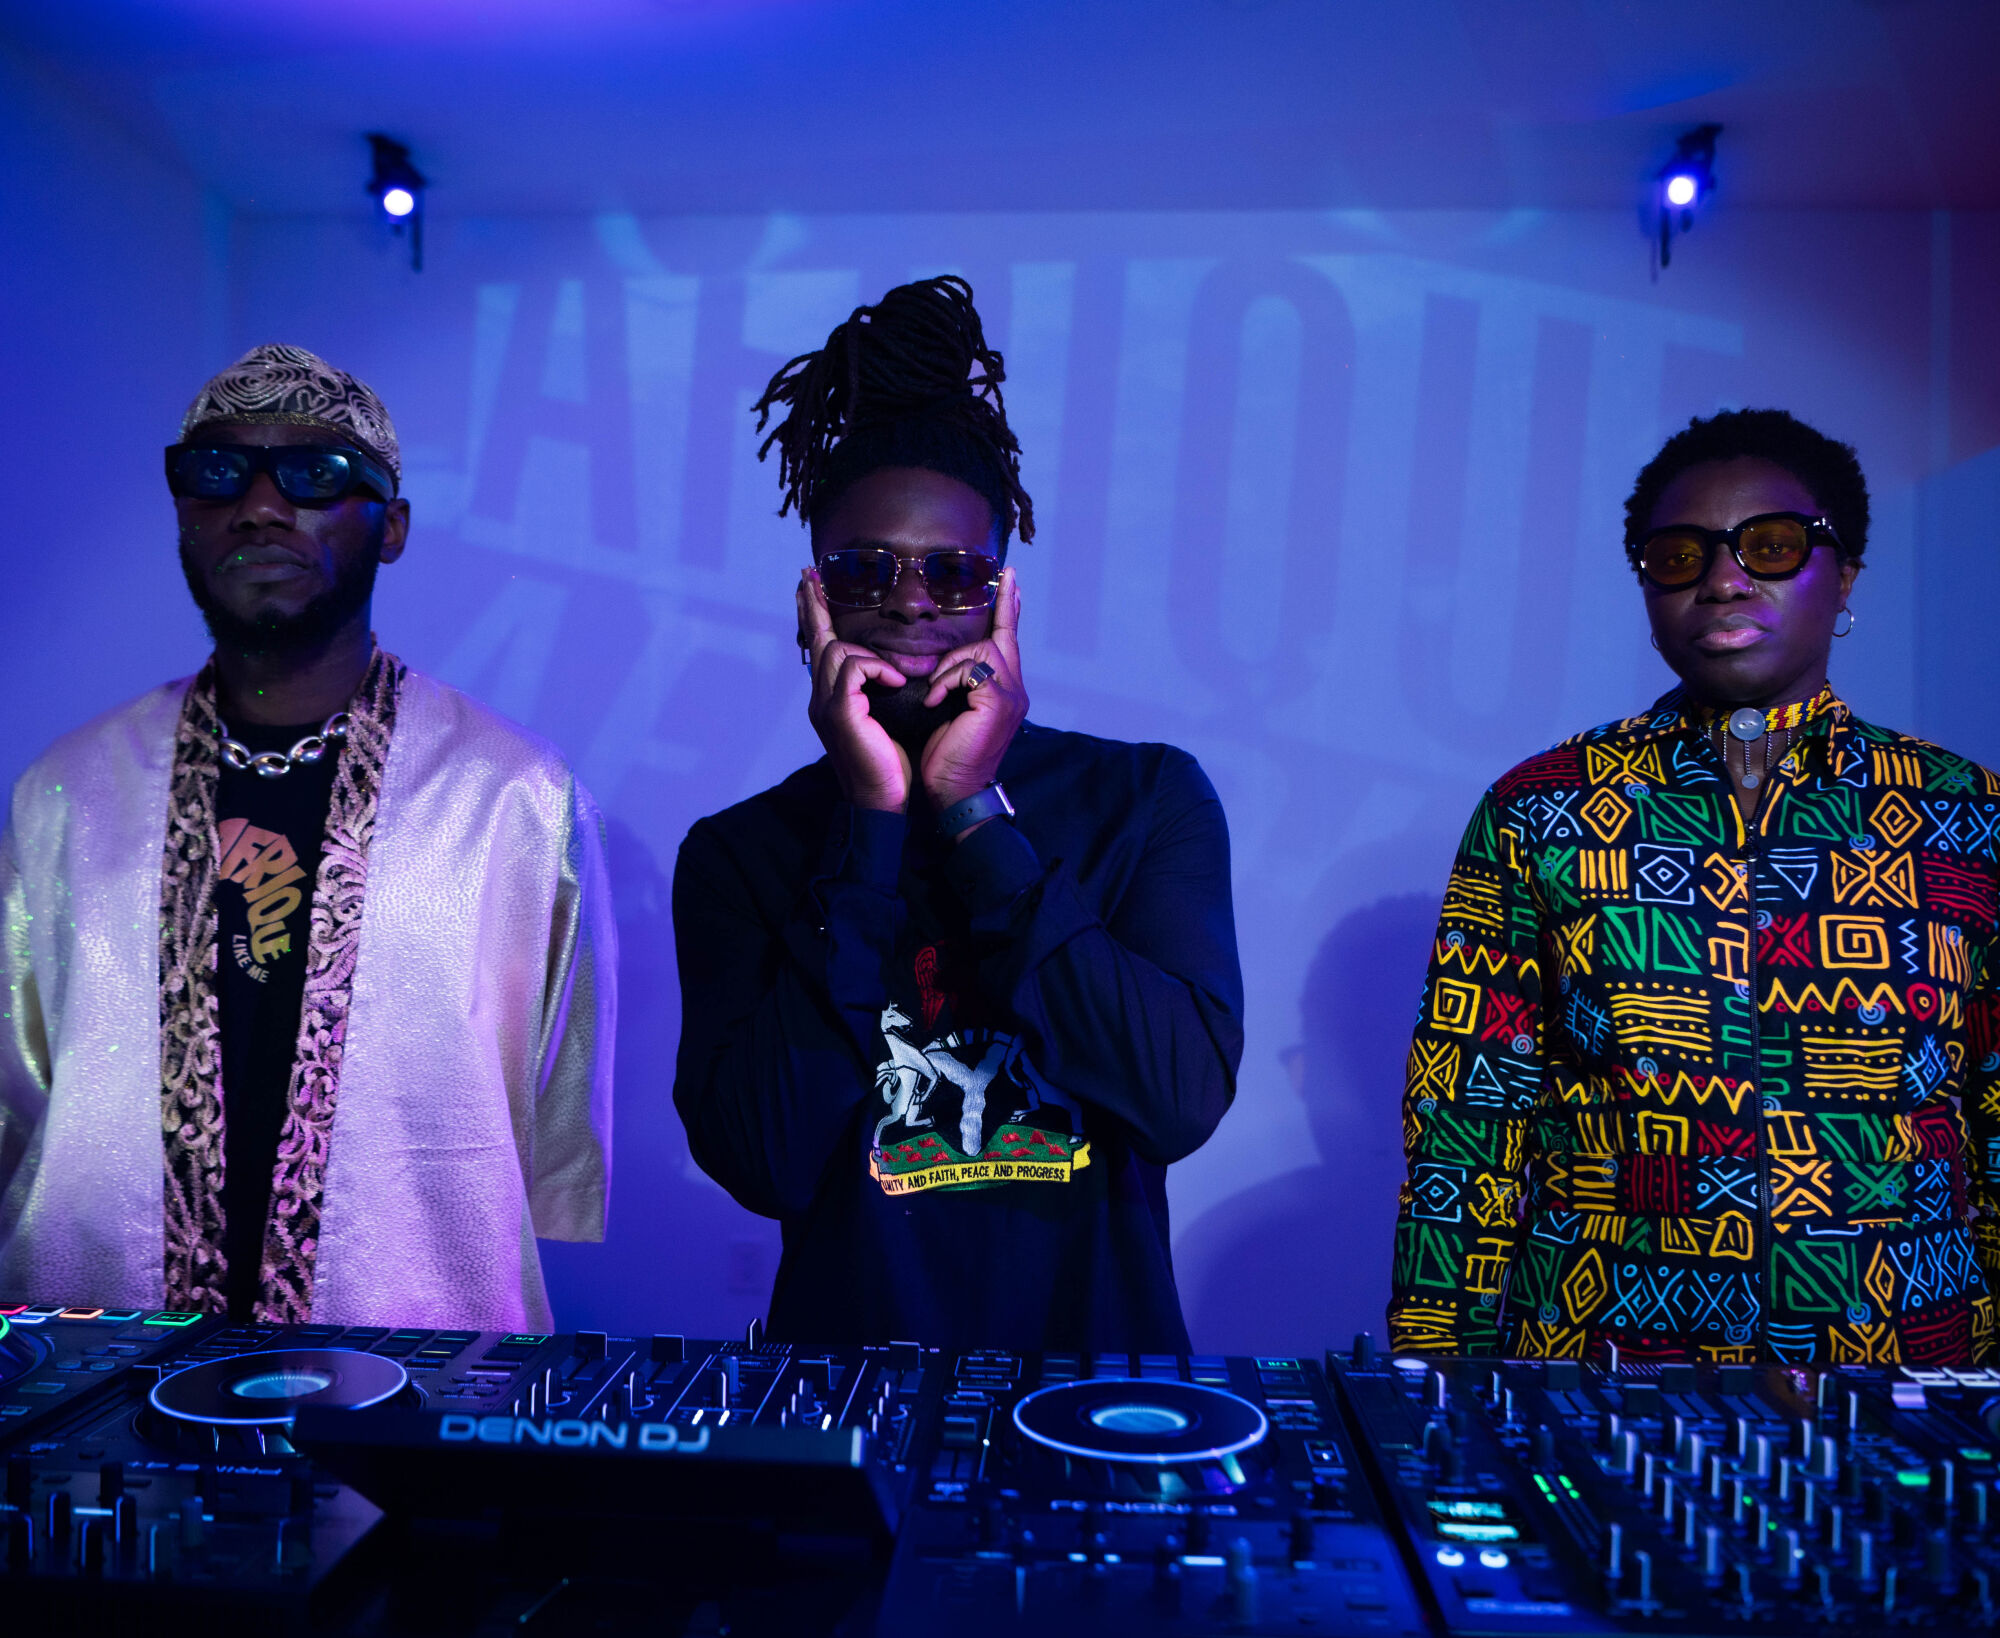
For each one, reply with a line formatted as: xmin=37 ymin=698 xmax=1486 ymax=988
xmin=1716 ymin=713 xmax=1822 ymax=1358
xmin=1742 ymin=823 xmax=1770 ymax=1356
xmin=1733 ymin=757 xmax=1791 ymax=1359
xmin=1719 ymin=769 xmax=1773 ymax=1357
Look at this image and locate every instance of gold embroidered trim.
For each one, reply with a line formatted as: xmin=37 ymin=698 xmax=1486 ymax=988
xmin=159 ymin=648 xmax=404 ymax=1318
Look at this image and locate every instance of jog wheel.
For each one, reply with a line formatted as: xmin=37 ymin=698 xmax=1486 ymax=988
xmin=1006 ymin=1378 xmax=1270 ymax=1500
xmin=0 ymin=1313 xmax=44 ymax=1390
xmin=150 ymin=1347 xmax=408 ymax=1427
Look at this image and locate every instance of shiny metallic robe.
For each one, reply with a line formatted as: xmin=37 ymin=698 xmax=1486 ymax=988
xmin=0 ymin=668 xmax=615 ymax=1329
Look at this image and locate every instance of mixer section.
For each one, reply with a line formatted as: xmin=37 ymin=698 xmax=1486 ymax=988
xmin=1331 ymin=1346 xmax=2000 ymax=1634
xmin=876 ymin=1348 xmax=1430 ymax=1636
xmin=296 ymin=1329 xmax=924 ymax=1539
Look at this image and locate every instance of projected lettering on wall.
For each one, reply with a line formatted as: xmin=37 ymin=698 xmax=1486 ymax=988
xmin=376 ymin=218 xmax=1741 ymax=1345
xmin=426 ymin=247 xmax=1737 ymax=813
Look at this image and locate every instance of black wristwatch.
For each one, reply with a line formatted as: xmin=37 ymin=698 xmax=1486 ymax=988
xmin=938 ymin=782 xmax=1014 ymax=839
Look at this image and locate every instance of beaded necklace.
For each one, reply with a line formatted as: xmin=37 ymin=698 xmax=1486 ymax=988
xmin=1693 ymin=684 xmax=1836 ymax=793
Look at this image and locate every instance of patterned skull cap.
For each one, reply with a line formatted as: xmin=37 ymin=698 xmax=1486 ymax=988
xmin=179 ymin=343 xmax=400 ymax=488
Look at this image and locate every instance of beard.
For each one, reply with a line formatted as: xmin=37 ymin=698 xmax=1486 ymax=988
xmin=863 ymin=676 xmax=972 ymax=758
xmin=179 ymin=528 xmax=382 ymax=658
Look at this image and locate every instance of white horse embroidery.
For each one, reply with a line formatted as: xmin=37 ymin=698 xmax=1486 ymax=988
xmin=874 ymin=1002 xmax=941 ymax=1147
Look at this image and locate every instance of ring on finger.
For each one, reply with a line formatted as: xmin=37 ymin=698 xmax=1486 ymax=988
xmin=966 ymin=659 xmax=997 ymax=690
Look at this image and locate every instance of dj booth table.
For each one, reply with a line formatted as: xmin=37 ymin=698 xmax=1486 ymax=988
xmin=3 ymin=1303 xmax=1995 ymax=1634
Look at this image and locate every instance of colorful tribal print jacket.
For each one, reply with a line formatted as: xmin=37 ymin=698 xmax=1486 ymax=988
xmin=1389 ymin=688 xmax=2000 ymax=1364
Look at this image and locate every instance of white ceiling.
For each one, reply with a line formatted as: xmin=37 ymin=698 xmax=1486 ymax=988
xmin=7 ymin=0 xmax=1997 ymax=216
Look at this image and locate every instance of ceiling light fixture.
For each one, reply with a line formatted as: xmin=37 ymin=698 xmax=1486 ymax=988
xmin=366 ymin=134 xmax=427 ymax=271
xmin=1654 ymin=123 xmax=1720 ymax=273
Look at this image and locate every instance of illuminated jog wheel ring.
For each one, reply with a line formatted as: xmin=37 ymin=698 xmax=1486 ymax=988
xmin=1011 ymin=1379 xmax=1268 ymax=1466
xmin=0 ymin=1313 xmax=45 ymax=1390
xmin=150 ymin=1347 xmax=408 ymax=1426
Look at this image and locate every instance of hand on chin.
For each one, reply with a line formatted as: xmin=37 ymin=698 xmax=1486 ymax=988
xmin=861 ymin=676 xmax=969 ymax=752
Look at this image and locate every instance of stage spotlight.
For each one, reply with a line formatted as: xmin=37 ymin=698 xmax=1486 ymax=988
xmin=365 ymin=134 xmax=427 ymax=270
xmin=1653 ymin=123 xmax=1720 ymax=272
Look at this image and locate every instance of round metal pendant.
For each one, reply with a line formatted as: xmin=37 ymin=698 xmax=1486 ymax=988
xmin=1742 ymin=772 xmax=1760 ymax=789
xmin=1726 ymin=707 xmax=1767 ymax=742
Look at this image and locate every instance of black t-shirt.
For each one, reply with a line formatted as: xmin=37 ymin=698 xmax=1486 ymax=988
xmin=672 ymin=724 xmax=1245 ymax=1354
xmin=213 ymin=720 xmax=338 ymax=1320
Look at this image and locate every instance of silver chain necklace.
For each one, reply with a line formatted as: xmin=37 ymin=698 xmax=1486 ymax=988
xmin=219 ymin=712 xmax=350 ymax=780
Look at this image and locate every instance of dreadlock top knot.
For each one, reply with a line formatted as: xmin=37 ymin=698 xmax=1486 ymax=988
xmin=752 ymin=275 xmax=1035 ymax=548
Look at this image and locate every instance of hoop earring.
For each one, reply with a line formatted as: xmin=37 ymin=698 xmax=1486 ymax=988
xmin=1833 ymin=608 xmax=1855 ymax=639
xmin=1649 ymin=633 xmax=1662 ymax=652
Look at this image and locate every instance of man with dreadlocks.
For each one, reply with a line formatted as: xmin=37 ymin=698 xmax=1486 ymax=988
xmin=672 ymin=277 xmax=1244 ymax=1353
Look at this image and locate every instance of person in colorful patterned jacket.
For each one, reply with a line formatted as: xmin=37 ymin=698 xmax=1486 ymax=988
xmin=1389 ymin=408 xmax=2000 ymax=1365
xmin=0 ymin=345 xmax=615 ymax=1330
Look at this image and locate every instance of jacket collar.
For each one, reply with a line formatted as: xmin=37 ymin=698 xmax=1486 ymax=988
xmin=1603 ymin=682 xmax=1860 ymax=780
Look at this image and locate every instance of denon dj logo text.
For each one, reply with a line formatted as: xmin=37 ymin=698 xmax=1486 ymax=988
xmin=436 ymin=1415 xmax=711 ymax=1453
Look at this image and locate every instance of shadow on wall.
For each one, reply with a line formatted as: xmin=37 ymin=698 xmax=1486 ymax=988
xmin=538 ymin=818 xmax=783 ymax=1338
xmin=1181 ymin=893 xmax=1440 ymax=1358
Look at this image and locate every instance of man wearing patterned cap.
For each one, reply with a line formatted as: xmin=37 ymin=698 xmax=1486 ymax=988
xmin=0 ymin=345 xmax=616 ymax=1329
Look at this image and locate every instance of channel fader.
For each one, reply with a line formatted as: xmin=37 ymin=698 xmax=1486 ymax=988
xmin=1332 ymin=1344 xmax=2000 ymax=1633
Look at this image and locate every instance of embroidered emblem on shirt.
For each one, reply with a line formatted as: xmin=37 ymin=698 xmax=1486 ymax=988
xmin=867 ymin=997 xmax=1089 ymax=1196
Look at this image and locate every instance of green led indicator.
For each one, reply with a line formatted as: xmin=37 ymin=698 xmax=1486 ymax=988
xmin=1532 ymin=1474 xmax=1554 ymax=1498
xmin=1895 ymin=1470 xmax=1930 ymax=1488
xmin=142 ymin=1311 xmax=203 ymax=1327
xmin=1960 ymin=1448 xmax=1993 ymax=1463
xmin=1558 ymin=1475 xmax=1581 ymax=1498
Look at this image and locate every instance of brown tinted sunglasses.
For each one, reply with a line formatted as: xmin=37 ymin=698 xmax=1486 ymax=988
xmin=1633 ymin=512 xmax=1841 ymax=590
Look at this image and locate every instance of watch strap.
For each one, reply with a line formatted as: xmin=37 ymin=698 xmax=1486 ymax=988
xmin=937 ymin=782 xmax=1015 ymax=838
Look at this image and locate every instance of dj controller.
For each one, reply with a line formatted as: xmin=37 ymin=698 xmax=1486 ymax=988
xmin=5 ymin=1303 xmax=2000 ymax=1634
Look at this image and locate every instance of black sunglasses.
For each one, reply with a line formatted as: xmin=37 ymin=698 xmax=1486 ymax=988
xmin=1632 ymin=511 xmax=1841 ymax=591
xmin=165 ymin=442 xmax=397 ymax=508
xmin=816 ymin=547 xmax=1001 ymax=613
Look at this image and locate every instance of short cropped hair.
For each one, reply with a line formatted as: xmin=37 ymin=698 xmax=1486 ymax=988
xmin=1623 ymin=408 xmax=1869 ymax=568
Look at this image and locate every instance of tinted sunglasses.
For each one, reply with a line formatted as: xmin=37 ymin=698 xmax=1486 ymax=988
xmin=816 ymin=547 xmax=1001 ymax=613
xmin=165 ymin=442 xmax=397 ymax=507
xmin=1633 ymin=511 xmax=1841 ymax=591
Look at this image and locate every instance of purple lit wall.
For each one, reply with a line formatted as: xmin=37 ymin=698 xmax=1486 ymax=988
xmin=4 ymin=34 xmax=1998 ymax=1354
